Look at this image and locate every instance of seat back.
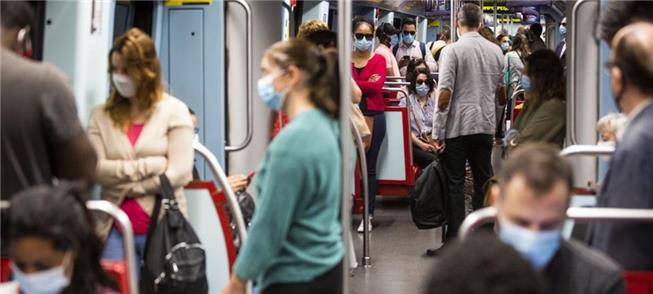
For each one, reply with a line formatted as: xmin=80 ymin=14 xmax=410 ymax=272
xmin=625 ymin=271 xmax=653 ymax=294
xmin=101 ymin=260 xmax=130 ymax=294
xmin=0 ymin=257 xmax=10 ymax=282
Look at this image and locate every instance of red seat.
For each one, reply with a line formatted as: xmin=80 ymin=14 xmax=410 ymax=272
xmin=625 ymin=271 xmax=653 ymax=294
xmin=101 ymin=260 xmax=130 ymax=294
xmin=1 ymin=257 xmax=10 ymax=282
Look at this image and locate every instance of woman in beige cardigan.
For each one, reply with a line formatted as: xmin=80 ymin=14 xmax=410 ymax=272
xmin=88 ymin=28 xmax=194 ymax=260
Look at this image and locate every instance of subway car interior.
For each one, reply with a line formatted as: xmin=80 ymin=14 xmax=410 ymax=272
xmin=1 ymin=0 xmax=652 ymax=294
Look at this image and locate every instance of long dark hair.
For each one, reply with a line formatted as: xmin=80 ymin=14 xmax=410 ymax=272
xmin=524 ymin=50 xmax=565 ymax=105
xmin=264 ymin=39 xmax=340 ymax=119
xmin=511 ymin=33 xmax=530 ymax=57
xmin=408 ymin=67 xmax=435 ymax=96
xmin=406 ymin=58 xmax=428 ymax=83
xmin=9 ymin=183 xmax=117 ymax=293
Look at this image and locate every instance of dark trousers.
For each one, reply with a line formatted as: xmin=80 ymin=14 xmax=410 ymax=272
xmin=442 ymin=134 xmax=494 ymax=239
xmin=365 ymin=113 xmax=386 ymax=216
xmin=263 ymin=261 xmax=343 ymax=294
xmin=413 ymin=145 xmax=437 ymax=168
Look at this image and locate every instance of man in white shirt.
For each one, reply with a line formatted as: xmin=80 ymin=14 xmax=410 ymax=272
xmin=394 ymin=18 xmax=438 ymax=76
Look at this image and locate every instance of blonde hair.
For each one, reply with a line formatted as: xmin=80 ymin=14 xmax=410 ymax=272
xmin=297 ymin=20 xmax=328 ymax=39
xmin=597 ymin=113 xmax=627 ymax=141
xmin=105 ymin=28 xmax=163 ymax=131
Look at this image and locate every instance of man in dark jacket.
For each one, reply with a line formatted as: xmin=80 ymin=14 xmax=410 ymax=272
xmin=527 ymin=23 xmax=546 ymax=52
xmin=589 ymin=21 xmax=653 ymax=270
xmin=495 ymin=145 xmax=624 ymax=294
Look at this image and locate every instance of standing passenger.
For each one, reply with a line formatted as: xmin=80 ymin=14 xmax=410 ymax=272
xmin=374 ymin=22 xmax=400 ymax=78
xmin=527 ymin=23 xmax=546 ymax=52
xmin=88 ymin=28 xmax=194 ymax=261
xmin=589 ymin=21 xmax=653 ymax=270
xmin=432 ymin=3 xmax=505 ymax=241
xmin=351 ymin=16 xmax=387 ymax=233
xmin=1 ymin=0 xmax=97 ymax=200
xmin=395 ymin=18 xmax=438 ymax=76
xmin=504 ymin=33 xmax=529 ymax=98
xmin=222 ymin=39 xmax=343 ymax=294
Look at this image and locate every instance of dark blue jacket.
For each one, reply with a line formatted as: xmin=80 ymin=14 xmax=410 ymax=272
xmin=590 ymin=101 xmax=653 ymax=270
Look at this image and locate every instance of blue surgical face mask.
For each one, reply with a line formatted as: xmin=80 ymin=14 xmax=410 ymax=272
xmin=11 ymin=254 xmax=72 ymax=294
xmin=559 ymin=25 xmax=567 ymax=38
xmin=257 ymin=73 xmax=287 ymax=111
xmin=521 ymin=74 xmax=532 ymax=91
xmin=416 ymin=83 xmax=430 ymax=97
xmin=499 ymin=217 xmax=561 ymax=269
xmin=402 ymin=33 xmax=415 ymax=45
xmin=390 ymin=34 xmax=399 ymax=48
xmin=353 ymin=38 xmax=373 ymax=52
xmin=501 ymin=42 xmax=510 ymax=52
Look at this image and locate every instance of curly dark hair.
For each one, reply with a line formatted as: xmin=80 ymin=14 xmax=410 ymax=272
xmin=599 ymin=1 xmax=653 ymax=44
xmin=524 ymin=49 xmax=565 ymax=105
xmin=9 ymin=183 xmax=117 ymax=294
xmin=406 ymin=58 xmax=428 ymax=83
xmin=408 ymin=67 xmax=436 ymax=97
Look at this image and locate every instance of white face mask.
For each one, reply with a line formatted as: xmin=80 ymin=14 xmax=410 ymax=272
xmin=112 ymin=73 xmax=137 ymax=98
xmin=11 ymin=253 xmax=72 ymax=294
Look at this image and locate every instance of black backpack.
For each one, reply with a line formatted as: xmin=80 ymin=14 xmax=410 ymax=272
xmin=140 ymin=175 xmax=208 ymax=294
xmin=409 ymin=158 xmax=448 ymax=230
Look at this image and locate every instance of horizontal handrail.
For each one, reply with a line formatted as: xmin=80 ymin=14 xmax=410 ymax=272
xmin=382 ymin=87 xmax=409 ymax=100
xmin=560 ymin=144 xmax=615 ymax=158
xmin=384 ymin=81 xmax=410 ymax=87
xmin=386 ymin=76 xmax=406 ymax=80
xmin=459 ymin=207 xmax=653 ymax=239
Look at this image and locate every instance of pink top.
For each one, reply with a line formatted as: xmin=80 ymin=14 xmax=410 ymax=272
xmin=119 ymin=123 xmax=150 ymax=235
xmin=352 ymin=54 xmax=387 ymax=114
xmin=375 ymin=44 xmax=400 ymax=77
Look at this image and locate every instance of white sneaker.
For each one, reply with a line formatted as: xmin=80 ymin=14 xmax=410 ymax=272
xmin=357 ymin=217 xmax=373 ymax=233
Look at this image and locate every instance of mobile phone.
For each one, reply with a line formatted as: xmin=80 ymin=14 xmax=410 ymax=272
xmin=247 ymin=172 xmax=255 ymax=183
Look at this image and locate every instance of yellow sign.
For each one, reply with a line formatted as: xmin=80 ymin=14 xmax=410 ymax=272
xmin=165 ymin=0 xmax=212 ymax=6
xmin=428 ymin=20 xmax=441 ymax=27
xmin=483 ymin=6 xmax=510 ymax=12
xmin=497 ymin=17 xmax=522 ymax=24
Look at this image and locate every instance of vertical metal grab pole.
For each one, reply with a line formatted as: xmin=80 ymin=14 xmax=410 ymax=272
xmin=450 ymin=0 xmax=457 ymax=42
xmin=192 ymin=141 xmax=251 ymax=294
xmin=338 ymin=0 xmax=353 ymax=291
xmin=351 ymin=120 xmax=371 ymax=267
xmin=225 ymin=0 xmax=254 ymax=152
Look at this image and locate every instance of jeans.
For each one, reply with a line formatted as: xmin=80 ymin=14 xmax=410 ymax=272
xmin=412 ymin=145 xmax=438 ymax=168
xmin=365 ymin=113 xmax=386 ymax=216
xmin=442 ymin=134 xmax=494 ymax=239
xmin=102 ymin=228 xmax=147 ymax=271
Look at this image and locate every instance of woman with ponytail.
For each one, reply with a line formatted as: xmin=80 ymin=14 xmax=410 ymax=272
xmin=223 ymin=39 xmax=343 ymax=294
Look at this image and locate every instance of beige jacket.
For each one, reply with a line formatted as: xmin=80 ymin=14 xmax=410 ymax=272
xmin=88 ymin=94 xmax=194 ymax=238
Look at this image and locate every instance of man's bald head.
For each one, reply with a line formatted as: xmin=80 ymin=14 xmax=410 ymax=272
xmin=610 ymin=22 xmax=653 ymax=99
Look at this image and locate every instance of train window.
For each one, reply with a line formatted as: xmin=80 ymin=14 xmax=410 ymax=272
xmin=112 ymin=0 xmax=155 ymax=40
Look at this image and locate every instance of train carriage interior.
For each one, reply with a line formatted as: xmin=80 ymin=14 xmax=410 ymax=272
xmin=1 ymin=0 xmax=652 ymax=294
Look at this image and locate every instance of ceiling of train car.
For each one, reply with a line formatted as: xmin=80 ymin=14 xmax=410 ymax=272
xmin=352 ymin=0 xmax=426 ymax=17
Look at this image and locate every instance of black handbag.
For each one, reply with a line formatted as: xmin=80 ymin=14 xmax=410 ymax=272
xmin=140 ymin=175 xmax=209 ymax=294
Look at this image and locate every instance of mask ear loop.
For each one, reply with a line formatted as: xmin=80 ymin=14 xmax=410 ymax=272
xmin=17 ymin=26 xmax=32 ymax=58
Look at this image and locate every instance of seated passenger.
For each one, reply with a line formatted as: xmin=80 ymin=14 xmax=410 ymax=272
xmin=495 ymin=144 xmax=624 ymax=294
xmin=424 ymin=233 xmax=545 ymax=294
xmin=88 ymin=28 xmax=194 ymax=260
xmin=400 ymin=67 xmax=438 ymax=168
xmin=223 ymin=39 xmax=343 ymax=294
xmin=596 ymin=113 xmax=627 ymax=146
xmin=8 ymin=184 xmax=118 ymax=293
xmin=505 ymin=50 xmax=565 ymax=152
xmin=589 ymin=21 xmax=653 ymax=270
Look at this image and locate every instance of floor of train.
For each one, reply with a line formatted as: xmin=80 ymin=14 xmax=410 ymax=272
xmin=349 ymin=197 xmax=444 ymax=294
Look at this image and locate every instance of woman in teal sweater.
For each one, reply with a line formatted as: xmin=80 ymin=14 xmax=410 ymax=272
xmin=223 ymin=40 xmax=343 ymax=294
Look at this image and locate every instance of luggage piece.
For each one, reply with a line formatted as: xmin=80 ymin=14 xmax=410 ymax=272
xmin=409 ymin=158 xmax=448 ymax=229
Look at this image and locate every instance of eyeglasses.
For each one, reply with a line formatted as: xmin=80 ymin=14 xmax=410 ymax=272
xmin=354 ymin=33 xmax=374 ymax=41
xmin=416 ymin=81 xmax=427 ymax=85
xmin=560 ymin=23 xmax=567 ymax=26
xmin=403 ymin=31 xmax=416 ymax=36
xmin=194 ymin=127 xmax=200 ymax=134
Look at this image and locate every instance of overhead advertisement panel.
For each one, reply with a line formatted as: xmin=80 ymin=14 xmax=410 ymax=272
xmin=354 ymin=0 xmax=426 ymax=17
